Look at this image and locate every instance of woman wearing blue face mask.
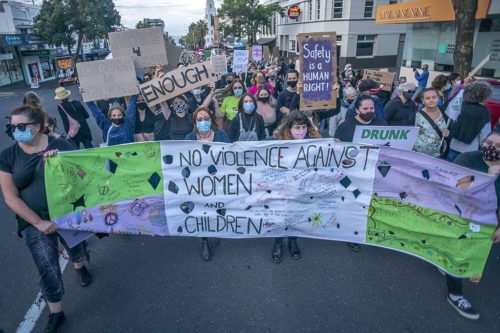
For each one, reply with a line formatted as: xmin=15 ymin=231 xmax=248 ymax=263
xmin=158 ymin=94 xmax=194 ymax=140
xmin=220 ymin=80 xmax=246 ymax=131
xmin=0 ymin=105 xmax=91 ymax=333
xmin=228 ymin=93 xmax=266 ymax=142
xmin=185 ymin=106 xmax=229 ymax=260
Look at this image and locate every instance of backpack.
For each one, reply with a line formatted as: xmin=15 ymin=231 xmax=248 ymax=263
xmin=59 ymin=102 xmax=81 ymax=138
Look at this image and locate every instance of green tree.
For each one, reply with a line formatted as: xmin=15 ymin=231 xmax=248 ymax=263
xmin=136 ymin=20 xmax=152 ymax=29
xmin=217 ymin=0 xmax=283 ymax=45
xmin=184 ymin=20 xmax=208 ymax=49
xmin=34 ymin=0 xmax=120 ymax=62
xmin=452 ymin=0 xmax=478 ymax=78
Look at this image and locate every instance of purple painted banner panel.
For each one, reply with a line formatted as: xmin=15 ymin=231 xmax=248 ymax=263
xmin=373 ymin=147 xmax=497 ymax=225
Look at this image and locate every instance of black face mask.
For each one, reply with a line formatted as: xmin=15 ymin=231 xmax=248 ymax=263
xmin=258 ymin=96 xmax=269 ymax=103
xmin=42 ymin=127 xmax=51 ymax=135
xmin=288 ymin=80 xmax=298 ymax=88
xmin=226 ymin=80 xmax=233 ymax=85
xmin=402 ymin=91 xmax=414 ymax=100
xmin=136 ymin=102 xmax=147 ymax=110
xmin=112 ymin=118 xmax=124 ymax=125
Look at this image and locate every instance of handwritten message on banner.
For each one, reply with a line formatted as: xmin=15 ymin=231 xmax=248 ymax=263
xmin=353 ymin=126 xmax=419 ymax=150
xmin=139 ymin=61 xmax=216 ymax=108
xmin=232 ymin=50 xmax=249 ymax=74
xmin=362 ymin=69 xmax=396 ymax=92
xmin=211 ymin=55 xmax=228 ymax=76
xmin=298 ymin=32 xmax=337 ymax=111
xmin=76 ymin=58 xmax=139 ymax=102
xmin=45 ymin=140 xmax=497 ymax=279
xmin=108 ymin=27 xmax=168 ymax=68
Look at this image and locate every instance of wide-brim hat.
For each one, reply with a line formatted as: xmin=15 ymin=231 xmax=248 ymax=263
xmin=54 ymin=87 xmax=71 ymax=100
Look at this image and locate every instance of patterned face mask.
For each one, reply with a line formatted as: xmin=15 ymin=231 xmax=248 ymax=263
xmin=481 ymin=145 xmax=500 ymax=161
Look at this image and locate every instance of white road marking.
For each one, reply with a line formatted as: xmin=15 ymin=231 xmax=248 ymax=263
xmin=16 ymin=257 xmax=69 ymax=333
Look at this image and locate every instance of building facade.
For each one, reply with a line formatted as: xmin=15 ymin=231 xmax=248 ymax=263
xmin=376 ymin=0 xmax=500 ymax=79
xmin=143 ymin=18 xmax=166 ymax=30
xmin=0 ymin=0 xmax=48 ymax=86
xmin=205 ymin=0 xmax=217 ymax=47
xmin=261 ymin=0 xmax=407 ymax=70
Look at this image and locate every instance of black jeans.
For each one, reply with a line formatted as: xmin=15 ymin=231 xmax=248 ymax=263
xmin=446 ymin=274 xmax=463 ymax=296
xmin=274 ymin=237 xmax=297 ymax=243
xmin=71 ymin=137 xmax=93 ymax=149
xmin=22 ymin=226 xmax=86 ymax=303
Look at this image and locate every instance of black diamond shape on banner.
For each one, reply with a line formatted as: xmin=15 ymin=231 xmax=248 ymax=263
xmin=353 ymin=189 xmax=361 ymax=198
xmin=339 ymin=176 xmax=352 ymax=188
xmin=182 ymin=167 xmax=191 ymax=179
xmin=105 ymin=160 xmax=118 ymax=174
xmin=237 ymin=167 xmax=246 ymax=174
xmin=148 ymin=172 xmax=161 ymax=190
xmin=377 ymin=161 xmax=391 ymax=178
xmin=216 ymin=208 xmax=226 ymax=216
xmin=163 ymin=155 xmax=173 ymax=165
xmin=180 ymin=201 xmax=194 ymax=214
xmin=202 ymin=144 xmax=211 ymax=154
xmin=208 ymin=165 xmax=217 ymax=175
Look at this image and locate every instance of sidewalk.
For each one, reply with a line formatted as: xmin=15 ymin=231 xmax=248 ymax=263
xmin=0 ymin=78 xmax=62 ymax=94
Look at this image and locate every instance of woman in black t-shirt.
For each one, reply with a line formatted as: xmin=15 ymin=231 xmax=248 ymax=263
xmin=0 ymin=105 xmax=92 ymax=332
xmin=134 ymin=95 xmax=155 ymax=142
xmin=158 ymin=94 xmax=193 ymax=140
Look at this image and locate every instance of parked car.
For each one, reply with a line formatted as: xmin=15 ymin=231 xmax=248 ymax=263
xmin=485 ymin=80 xmax=500 ymax=129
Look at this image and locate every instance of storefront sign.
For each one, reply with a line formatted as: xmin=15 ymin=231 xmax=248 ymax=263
xmin=0 ymin=34 xmax=45 ymax=47
xmin=21 ymin=49 xmax=51 ymax=57
xmin=297 ymin=32 xmax=337 ymax=111
xmin=76 ymin=57 xmax=139 ymax=102
xmin=362 ymin=69 xmax=396 ymax=92
xmin=288 ymin=5 xmax=301 ymax=20
xmin=376 ymin=0 xmax=490 ymax=24
xmin=0 ymin=53 xmax=14 ymax=60
xmin=108 ymin=27 xmax=168 ymax=68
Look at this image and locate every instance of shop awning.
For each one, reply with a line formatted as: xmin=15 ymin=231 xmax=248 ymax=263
xmin=257 ymin=37 xmax=276 ymax=45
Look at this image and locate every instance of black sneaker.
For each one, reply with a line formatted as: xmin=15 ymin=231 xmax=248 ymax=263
xmin=447 ymin=296 xmax=480 ymax=320
xmin=348 ymin=243 xmax=361 ymax=252
xmin=76 ymin=266 xmax=92 ymax=287
xmin=44 ymin=311 xmax=65 ymax=333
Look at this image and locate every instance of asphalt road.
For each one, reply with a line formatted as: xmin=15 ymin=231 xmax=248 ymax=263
xmin=0 ymin=82 xmax=499 ymax=333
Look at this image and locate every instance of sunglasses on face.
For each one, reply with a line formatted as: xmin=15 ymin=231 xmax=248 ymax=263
xmin=9 ymin=122 xmax=36 ymax=132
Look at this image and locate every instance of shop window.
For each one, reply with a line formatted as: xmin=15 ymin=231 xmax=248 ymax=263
xmin=479 ymin=17 xmax=500 ymax=32
xmin=332 ymin=0 xmax=343 ymax=19
xmin=0 ymin=4 xmax=5 ymax=13
xmin=364 ymin=0 xmax=374 ymax=18
xmin=309 ymin=1 xmax=313 ymax=21
xmin=356 ymin=35 xmax=376 ymax=57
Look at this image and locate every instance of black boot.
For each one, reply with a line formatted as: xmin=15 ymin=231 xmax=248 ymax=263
xmin=201 ymin=239 xmax=211 ymax=261
xmin=44 ymin=311 xmax=65 ymax=333
xmin=288 ymin=238 xmax=301 ymax=260
xmin=75 ymin=266 xmax=92 ymax=287
xmin=272 ymin=238 xmax=283 ymax=263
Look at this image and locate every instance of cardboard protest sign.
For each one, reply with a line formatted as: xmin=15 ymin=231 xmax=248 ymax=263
xmin=232 ymin=50 xmax=249 ymax=74
xmin=76 ymin=57 xmax=138 ymax=102
xmin=138 ymin=61 xmax=215 ymax=108
xmin=251 ymin=45 xmax=263 ymax=62
xmin=46 ymin=140 xmax=497 ymax=279
xmin=353 ymin=126 xmax=419 ymax=150
xmin=211 ymin=55 xmax=228 ymax=76
xmin=108 ymin=27 xmax=168 ymax=68
xmin=297 ymin=32 xmax=337 ymax=111
xmin=263 ymin=46 xmax=270 ymax=62
xmin=362 ymin=69 xmax=396 ymax=92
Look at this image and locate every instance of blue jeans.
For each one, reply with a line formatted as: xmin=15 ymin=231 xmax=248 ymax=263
xmin=447 ymin=148 xmax=460 ymax=162
xmin=22 ymin=226 xmax=86 ymax=303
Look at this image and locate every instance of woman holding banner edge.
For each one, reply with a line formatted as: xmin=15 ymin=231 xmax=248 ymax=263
xmin=185 ymin=106 xmax=230 ymax=260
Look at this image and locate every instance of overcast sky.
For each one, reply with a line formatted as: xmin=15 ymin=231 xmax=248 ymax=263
xmin=29 ymin=0 xmax=222 ymax=37
xmin=114 ymin=0 xmax=223 ymax=36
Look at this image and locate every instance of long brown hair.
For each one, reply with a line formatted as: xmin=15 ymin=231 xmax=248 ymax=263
xmin=275 ymin=110 xmax=321 ymax=140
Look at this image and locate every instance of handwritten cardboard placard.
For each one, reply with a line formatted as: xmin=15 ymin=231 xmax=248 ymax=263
xmin=232 ymin=50 xmax=249 ymax=74
xmin=252 ymin=45 xmax=263 ymax=62
xmin=362 ymin=69 xmax=396 ymax=92
xmin=211 ymin=55 xmax=228 ymax=76
xmin=108 ymin=27 xmax=168 ymax=68
xmin=353 ymin=126 xmax=419 ymax=150
xmin=297 ymin=32 xmax=337 ymax=111
xmin=263 ymin=46 xmax=270 ymax=62
xmin=139 ymin=61 xmax=215 ymax=107
xmin=76 ymin=58 xmax=138 ymax=102
xmin=46 ymin=140 xmax=498 ymax=279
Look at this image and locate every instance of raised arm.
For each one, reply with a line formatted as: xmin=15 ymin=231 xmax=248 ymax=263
xmin=86 ymin=101 xmax=111 ymax=132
